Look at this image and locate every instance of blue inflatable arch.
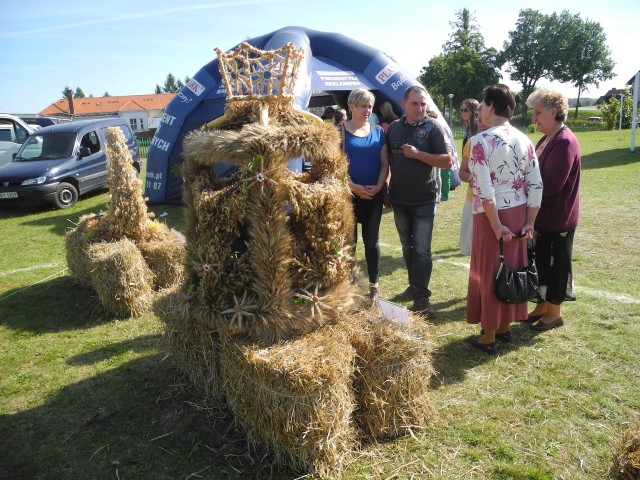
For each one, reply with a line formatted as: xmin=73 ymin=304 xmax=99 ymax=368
xmin=145 ymin=26 xmax=456 ymax=204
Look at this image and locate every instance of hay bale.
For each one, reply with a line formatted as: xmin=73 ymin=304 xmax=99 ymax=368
xmin=65 ymin=224 xmax=94 ymax=287
xmin=138 ymin=232 xmax=186 ymax=289
xmin=340 ymin=312 xmax=436 ymax=440
xmin=154 ymin=287 xmax=223 ymax=400
xmin=608 ymin=420 xmax=640 ymax=479
xmin=88 ymin=238 xmax=154 ymax=318
xmin=219 ymin=327 xmax=357 ymax=478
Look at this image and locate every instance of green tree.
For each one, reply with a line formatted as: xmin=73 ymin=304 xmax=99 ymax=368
xmin=162 ymin=73 xmax=179 ymax=93
xmin=418 ymin=9 xmax=500 ymax=114
xmin=176 ymin=78 xmax=185 ymax=90
xmin=74 ymin=87 xmax=85 ymax=98
xmin=554 ymin=12 xmax=615 ymax=119
xmin=597 ymin=90 xmax=634 ymax=130
xmin=154 ymin=84 xmax=163 ymax=94
xmin=500 ymin=9 xmax=563 ymax=118
xmin=103 ymin=92 xmax=110 ymax=97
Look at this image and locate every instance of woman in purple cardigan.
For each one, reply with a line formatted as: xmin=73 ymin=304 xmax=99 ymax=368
xmin=526 ymin=88 xmax=581 ymax=331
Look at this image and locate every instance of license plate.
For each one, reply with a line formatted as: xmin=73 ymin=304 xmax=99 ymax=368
xmin=0 ymin=191 xmax=18 ymax=199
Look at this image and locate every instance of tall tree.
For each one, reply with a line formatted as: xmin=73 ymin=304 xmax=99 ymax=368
xmin=74 ymin=87 xmax=86 ymax=98
xmin=162 ymin=73 xmax=179 ymax=93
xmin=554 ymin=12 xmax=615 ymax=118
xmin=418 ymin=9 xmax=500 ymax=112
xmin=154 ymin=84 xmax=163 ymax=94
xmin=500 ymin=9 xmax=562 ymax=117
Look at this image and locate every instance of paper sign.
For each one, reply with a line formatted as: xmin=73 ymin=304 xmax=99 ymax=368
xmin=375 ymin=297 xmax=409 ymax=325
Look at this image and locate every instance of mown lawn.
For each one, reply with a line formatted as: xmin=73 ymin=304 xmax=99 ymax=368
xmin=0 ymin=129 xmax=639 ymax=479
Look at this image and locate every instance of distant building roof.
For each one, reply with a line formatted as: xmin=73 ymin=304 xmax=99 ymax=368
xmin=39 ymin=93 xmax=175 ymax=116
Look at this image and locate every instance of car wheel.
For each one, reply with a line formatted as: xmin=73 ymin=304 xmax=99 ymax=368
xmin=54 ymin=182 xmax=78 ymax=209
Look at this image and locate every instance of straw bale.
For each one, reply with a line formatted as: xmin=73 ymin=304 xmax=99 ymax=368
xmin=154 ymin=287 xmax=223 ymax=400
xmin=219 ymin=327 xmax=358 ymax=478
xmin=608 ymin=420 xmax=640 ymax=479
xmin=88 ymin=238 xmax=155 ymax=318
xmin=65 ymin=216 xmax=97 ymax=286
xmin=137 ymin=230 xmax=186 ymax=289
xmin=339 ymin=312 xmax=436 ymax=441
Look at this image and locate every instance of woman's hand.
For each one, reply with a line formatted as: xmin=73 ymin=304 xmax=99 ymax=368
xmin=494 ymin=224 xmax=515 ymax=241
xmin=351 ymin=183 xmax=373 ymax=199
xmin=520 ymin=221 xmax=535 ymax=240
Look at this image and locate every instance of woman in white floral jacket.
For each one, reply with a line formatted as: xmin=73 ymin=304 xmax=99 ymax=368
xmin=466 ymin=84 xmax=543 ymax=355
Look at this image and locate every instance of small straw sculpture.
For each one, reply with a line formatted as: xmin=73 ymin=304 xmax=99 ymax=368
xmin=218 ymin=326 xmax=357 ymax=478
xmin=65 ymin=127 xmax=185 ymax=317
xmin=608 ymin=420 xmax=640 ymax=479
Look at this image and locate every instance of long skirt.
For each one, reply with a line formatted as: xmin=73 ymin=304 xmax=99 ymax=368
xmin=466 ymin=204 xmax=529 ymax=331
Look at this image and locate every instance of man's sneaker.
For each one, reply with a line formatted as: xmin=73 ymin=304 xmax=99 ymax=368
xmin=392 ymin=286 xmax=413 ymax=302
xmin=410 ymin=299 xmax=436 ymax=317
xmin=369 ymin=285 xmax=379 ymax=300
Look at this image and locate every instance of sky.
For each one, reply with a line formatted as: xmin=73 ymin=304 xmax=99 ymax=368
xmin=1 ymin=0 xmax=638 ymax=114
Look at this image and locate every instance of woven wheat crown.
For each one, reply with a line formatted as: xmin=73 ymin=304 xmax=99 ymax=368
xmin=215 ymin=42 xmax=304 ymax=99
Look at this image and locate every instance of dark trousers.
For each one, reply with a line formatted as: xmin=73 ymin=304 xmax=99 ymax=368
xmin=353 ymin=193 xmax=383 ymax=284
xmin=534 ymin=227 xmax=577 ymax=304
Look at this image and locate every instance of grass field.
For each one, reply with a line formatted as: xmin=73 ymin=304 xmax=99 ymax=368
xmin=1 ymin=129 xmax=639 ymax=479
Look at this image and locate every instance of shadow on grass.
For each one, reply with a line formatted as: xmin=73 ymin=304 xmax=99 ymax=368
xmin=0 ymin=275 xmax=113 ymax=333
xmin=0 ymin=352 xmax=294 ymax=480
xmin=581 ymin=148 xmax=639 ymax=170
xmin=429 ymin=321 xmax=545 ymax=389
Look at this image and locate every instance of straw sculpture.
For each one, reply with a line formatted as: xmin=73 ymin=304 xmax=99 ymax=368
xmin=65 ymin=127 xmax=185 ymax=317
xmin=218 ymin=326 xmax=357 ymax=478
xmin=158 ymin=42 xmax=437 ymax=478
xmin=339 ymin=313 xmax=436 ymax=440
xmin=608 ymin=420 xmax=640 ymax=479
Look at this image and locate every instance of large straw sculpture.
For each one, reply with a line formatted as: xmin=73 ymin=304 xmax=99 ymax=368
xmin=65 ymin=127 xmax=185 ymax=317
xmin=608 ymin=420 xmax=640 ymax=479
xmin=155 ymin=41 xmax=437 ymax=478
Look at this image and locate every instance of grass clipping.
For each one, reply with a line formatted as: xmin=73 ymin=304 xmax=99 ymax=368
xmin=219 ymin=326 xmax=357 ymax=478
xmin=65 ymin=126 xmax=185 ymax=316
xmin=608 ymin=420 xmax=640 ymax=479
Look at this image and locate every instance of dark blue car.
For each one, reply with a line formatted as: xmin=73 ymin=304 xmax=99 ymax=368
xmin=0 ymin=118 xmax=139 ymax=209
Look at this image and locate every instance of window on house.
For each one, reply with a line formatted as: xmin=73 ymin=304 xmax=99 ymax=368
xmin=130 ymin=118 xmax=138 ymax=131
xmin=140 ymin=118 xmax=144 ymax=130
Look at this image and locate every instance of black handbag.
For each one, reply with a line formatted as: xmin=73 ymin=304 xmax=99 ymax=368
xmin=494 ymin=235 xmax=539 ymax=304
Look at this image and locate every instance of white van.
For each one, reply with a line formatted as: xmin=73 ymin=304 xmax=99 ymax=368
xmin=0 ymin=114 xmax=35 ymax=167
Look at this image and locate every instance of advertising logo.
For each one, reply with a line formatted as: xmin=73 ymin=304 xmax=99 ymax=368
xmin=375 ymin=63 xmax=399 ymax=85
xmin=186 ymin=78 xmax=205 ymax=96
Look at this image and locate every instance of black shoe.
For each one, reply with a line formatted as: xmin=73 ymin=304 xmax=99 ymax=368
xmin=480 ymin=329 xmax=512 ymax=342
xmin=369 ymin=285 xmax=379 ymax=300
xmin=467 ymin=335 xmax=497 ymax=355
xmin=392 ymin=286 xmax=413 ymax=302
xmin=410 ymin=299 xmax=436 ymax=317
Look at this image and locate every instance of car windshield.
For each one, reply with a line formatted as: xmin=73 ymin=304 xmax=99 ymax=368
xmin=14 ymin=132 xmax=76 ymax=161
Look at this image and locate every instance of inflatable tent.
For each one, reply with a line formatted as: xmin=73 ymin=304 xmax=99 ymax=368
xmin=145 ymin=26 xmax=456 ymax=204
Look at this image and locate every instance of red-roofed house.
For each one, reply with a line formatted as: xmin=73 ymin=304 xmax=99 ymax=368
xmin=38 ymin=93 xmax=175 ymax=134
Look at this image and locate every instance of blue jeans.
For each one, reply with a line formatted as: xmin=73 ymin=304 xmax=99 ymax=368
xmin=392 ymin=202 xmax=436 ymax=301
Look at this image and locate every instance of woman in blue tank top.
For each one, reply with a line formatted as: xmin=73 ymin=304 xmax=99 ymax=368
xmin=343 ymin=89 xmax=389 ymax=300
